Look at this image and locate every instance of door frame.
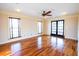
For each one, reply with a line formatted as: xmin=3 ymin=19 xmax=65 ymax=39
xmin=51 ymin=20 xmax=64 ymax=38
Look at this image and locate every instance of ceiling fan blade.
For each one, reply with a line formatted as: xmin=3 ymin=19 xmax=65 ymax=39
xmin=47 ymin=14 xmax=52 ymax=16
xmin=46 ymin=11 xmax=51 ymax=14
xmin=42 ymin=11 xmax=51 ymax=16
xmin=44 ymin=11 xmax=51 ymax=15
xmin=42 ymin=14 xmax=52 ymax=16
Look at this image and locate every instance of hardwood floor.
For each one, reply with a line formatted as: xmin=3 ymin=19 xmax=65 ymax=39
xmin=0 ymin=35 xmax=78 ymax=56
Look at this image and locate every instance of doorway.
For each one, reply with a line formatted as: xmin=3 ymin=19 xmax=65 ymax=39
xmin=9 ymin=17 xmax=21 ymax=39
xmin=51 ymin=20 xmax=64 ymax=37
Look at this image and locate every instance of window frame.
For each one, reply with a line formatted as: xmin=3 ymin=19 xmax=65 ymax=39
xmin=9 ymin=17 xmax=21 ymax=39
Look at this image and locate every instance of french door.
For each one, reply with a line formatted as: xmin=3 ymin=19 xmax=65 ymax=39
xmin=9 ymin=17 xmax=21 ymax=39
xmin=51 ymin=20 xmax=64 ymax=37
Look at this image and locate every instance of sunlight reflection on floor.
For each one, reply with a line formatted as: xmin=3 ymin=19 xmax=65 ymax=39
xmin=37 ymin=37 xmax=42 ymax=49
xmin=11 ymin=43 xmax=21 ymax=54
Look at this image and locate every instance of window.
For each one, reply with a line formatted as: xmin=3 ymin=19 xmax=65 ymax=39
xmin=9 ymin=17 xmax=21 ymax=39
xmin=38 ymin=22 xmax=42 ymax=34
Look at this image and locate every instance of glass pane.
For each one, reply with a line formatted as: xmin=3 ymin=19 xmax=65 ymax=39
xmin=58 ymin=21 xmax=63 ymax=35
xmin=12 ymin=19 xmax=19 ymax=37
xmin=38 ymin=22 xmax=42 ymax=34
xmin=52 ymin=22 xmax=56 ymax=34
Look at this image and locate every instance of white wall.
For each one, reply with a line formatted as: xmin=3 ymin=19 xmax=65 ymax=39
xmin=0 ymin=11 xmax=40 ymax=44
xmin=44 ymin=15 xmax=78 ymax=40
xmin=78 ymin=15 xmax=79 ymax=40
xmin=0 ymin=14 xmax=9 ymax=43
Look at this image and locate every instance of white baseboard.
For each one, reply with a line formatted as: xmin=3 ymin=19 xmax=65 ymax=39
xmin=0 ymin=34 xmax=39 ymax=45
xmin=65 ymin=37 xmax=77 ymax=41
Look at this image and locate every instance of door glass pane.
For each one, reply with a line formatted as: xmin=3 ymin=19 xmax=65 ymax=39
xmin=52 ymin=22 xmax=56 ymax=34
xmin=58 ymin=21 xmax=63 ymax=35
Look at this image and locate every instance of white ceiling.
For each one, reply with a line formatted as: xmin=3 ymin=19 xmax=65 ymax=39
xmin=0 ymin=3 xmax=79 ymax=18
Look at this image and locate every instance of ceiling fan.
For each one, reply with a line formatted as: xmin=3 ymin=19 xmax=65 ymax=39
xmin=42 ymin=10 xmax=52 ymax=16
